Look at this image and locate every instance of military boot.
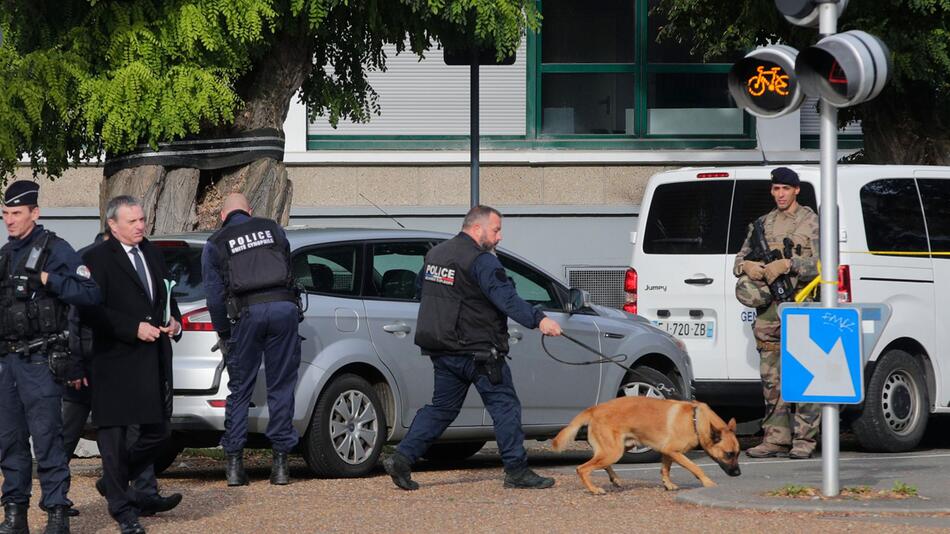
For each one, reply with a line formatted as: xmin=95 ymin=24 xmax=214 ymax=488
xmin=745 ymin=442 xmax=789 ymax=458
xmin=225 ymin=451 xmax=249 ymax=487
xmin=0 ymin=503 xmax=29 ymax=534
xmin=382 ymin=452 xmax=418 ymax=491
xmin=43 ymin=505 xmax=69 ymax=534
xmin=270 ymin=451 xmax=290 ymax=485
xmin=503 ymin=467 xmax=555 ymax=489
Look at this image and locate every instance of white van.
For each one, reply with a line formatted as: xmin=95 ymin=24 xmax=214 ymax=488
xmin=627 ymin=165 xmax=950 ymax=452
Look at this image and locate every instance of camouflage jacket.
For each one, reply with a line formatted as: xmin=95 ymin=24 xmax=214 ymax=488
xmin=733 ymin=203 xmax=820 ymax=322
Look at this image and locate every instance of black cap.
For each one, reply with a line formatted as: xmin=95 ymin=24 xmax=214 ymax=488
xmin=770 ymin=167 xmax=800 ymax=187
xmin=3 ymin=180 xmax=39 ymax=207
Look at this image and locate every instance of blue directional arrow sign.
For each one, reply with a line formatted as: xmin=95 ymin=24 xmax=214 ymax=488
xmin=780 ymin=306 xmax=863 ymax=404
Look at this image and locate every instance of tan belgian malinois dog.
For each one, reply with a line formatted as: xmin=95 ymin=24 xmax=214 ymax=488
xmin=552 ymin=396 xmax=741 ymax=494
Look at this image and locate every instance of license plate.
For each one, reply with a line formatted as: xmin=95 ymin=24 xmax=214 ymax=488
xmin=652 ymin=320 xmax=714 ymax=339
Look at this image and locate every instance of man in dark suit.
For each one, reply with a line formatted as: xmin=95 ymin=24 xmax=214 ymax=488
xmin=80 ymin=196 xmax=183 ymax=534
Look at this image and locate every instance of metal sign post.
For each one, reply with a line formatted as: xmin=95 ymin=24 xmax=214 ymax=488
xmin=816 ymin=0 xmax=840 ymax=498
xmin=470 ymin=50 xmax=480 ymax=208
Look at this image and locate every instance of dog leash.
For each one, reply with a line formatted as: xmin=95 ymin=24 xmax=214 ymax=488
xmin=541 ymin=332 xmax=629 ymax=371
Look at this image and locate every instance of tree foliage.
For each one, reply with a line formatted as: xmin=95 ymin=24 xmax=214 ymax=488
xmin=656 ymin=0 xmax=950 ymax=163
xmin=0 ymin=0 xmax=537 ymax=179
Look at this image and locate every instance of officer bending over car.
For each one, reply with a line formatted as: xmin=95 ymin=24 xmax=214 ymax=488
xmin=0 ymin=180 xmax=101 ymax=534
xmin=384 ymin=205 xmax=563 ymax=491
xmin=202 ymin=193 xmax=302 ymax=487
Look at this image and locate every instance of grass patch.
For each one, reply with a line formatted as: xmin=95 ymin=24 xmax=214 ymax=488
xmin=768 ymin=481 xmax=923 ymax=500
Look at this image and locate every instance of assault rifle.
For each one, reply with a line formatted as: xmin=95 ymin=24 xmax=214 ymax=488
xmin=744 ymin=220 xmax=795 ymax=303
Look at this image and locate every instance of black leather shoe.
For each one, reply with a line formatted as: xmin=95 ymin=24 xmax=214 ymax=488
xmin=503 ymin=467 xmax=555 ymax=489
xmin=95 ymin=477 xmax=107 ymax=497
xmin=0 ymin=503 xmax=29 ymax=534
xmin=66 ymin=507 xmax=79 ymax=517
xmin=270 ymin=451 xmax=290 ymax=485
xmin=136 ymin=493 xmax=182 ymax=517
xmin=117 ymin=519 xmax=146 ymax=534
xmin=226 ymin=451 xmax=249 ymax=487
xmin=43 ymin=505 xmax=69 ymax=534
xmin=382 ymin=452 xmax=419 ymax=491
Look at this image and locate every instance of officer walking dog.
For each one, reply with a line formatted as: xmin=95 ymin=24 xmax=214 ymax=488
xmin=734 ymin=167 xmax=821 ymax=459
xmin=383 ymin=205 xmax=563 ymax=491
xmin=552 ymin=396 xmax=741 ymax=495
xmin=0 ymin=181 xmax=101 ymax=534
xmin=202 ymin=193 xmax=301 ymax=486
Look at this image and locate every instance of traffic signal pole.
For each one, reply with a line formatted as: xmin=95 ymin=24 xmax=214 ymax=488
xmin=817 ymin=0 xmax=840 ymax=497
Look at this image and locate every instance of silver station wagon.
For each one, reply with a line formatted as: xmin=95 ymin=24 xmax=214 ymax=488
xmin=154 ymin=227 xmax=694 ymax=478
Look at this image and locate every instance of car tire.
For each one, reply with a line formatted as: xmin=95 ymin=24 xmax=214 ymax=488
xmin=852 ymin=350 xmax=929 ymax=453
xmin=302 ymin=374 xmax=386 ymax=478
xmin=616 ymin=366 xmax=684 ymax=463
xmin=421 ymin=441 xmax=487 ymax=464
xmin=153 ymin=439 xmax=185 ymax=476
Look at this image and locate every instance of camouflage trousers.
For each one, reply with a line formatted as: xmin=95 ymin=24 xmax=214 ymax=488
xmin=759 ymin=347 xmax=821 ymax=449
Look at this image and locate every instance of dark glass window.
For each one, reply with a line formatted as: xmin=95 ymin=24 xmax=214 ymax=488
xmin=860 ymin=179 xmax=929 ymax=256
xmin=647 ymin=0 xmax=736 ymax=63
xmin=541 ymin=0 xmax=635 ymax=63
xmin=292 ymin=244 xmax=360 ymax=295
xmin=156 ymin=242 xmax=205 ymax=302
xmin=541 ymin=73 xmax=636 ymax=135
xmin=497 ymin=254 xmax=560 ymax=309
xmin=366 ymin=241 xmax=430 ymax=300
xmin=918 ymin=179 xmax=950 ymax=256
xmin=728 ymin=180 xmax=818 ymax=254
xmin=643 ymin=181 xmax=733 ymax=254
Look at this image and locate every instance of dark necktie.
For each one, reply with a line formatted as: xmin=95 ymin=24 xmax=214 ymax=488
xmin=130 ymin=246 xmax=152 ymax=301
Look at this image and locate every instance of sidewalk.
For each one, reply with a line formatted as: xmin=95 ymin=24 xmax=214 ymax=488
xmin=674 ymin=450 xmax=950 ymax=514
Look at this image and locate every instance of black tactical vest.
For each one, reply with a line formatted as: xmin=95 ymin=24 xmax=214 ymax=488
xmin=0 ymin=230 xmax=69 ymax=340
xmin=414 ymin=233 xmax=508 ymax=355
xmin=208 ymin=215 xmax=292 ymax=298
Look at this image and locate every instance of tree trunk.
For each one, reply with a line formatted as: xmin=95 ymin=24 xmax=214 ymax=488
xmin=101 ymin=159 xmax=292 ymax=234
xmin=860 ymin=89 xmax=950 ymax=165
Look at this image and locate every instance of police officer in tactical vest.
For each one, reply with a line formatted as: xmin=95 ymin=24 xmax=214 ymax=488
xmin=734 ymin=167 xmax=821 ymax=460
xmin=202 ymin=193 xmax=301 ymax=486
xmin=0 ymin=180 xmax=101 ymax=534
xmin=383 ymin=205 xmax=563 ymax=491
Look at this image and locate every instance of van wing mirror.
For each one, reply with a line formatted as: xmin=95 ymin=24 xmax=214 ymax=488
xmin=566 ymin=288 xmax=593 ymax=314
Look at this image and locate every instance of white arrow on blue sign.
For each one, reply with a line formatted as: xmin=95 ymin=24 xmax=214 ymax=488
xmin=780 ymin=306 xmax=863 ymax=404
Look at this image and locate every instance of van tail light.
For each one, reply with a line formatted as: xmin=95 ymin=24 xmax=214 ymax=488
xmin=181 ymin=307 xmax=215 ymax=332
xmin=623 ymin=268 xmax=638 ymax=314
xmin=838 ymin=264 xmax=851 ymax=303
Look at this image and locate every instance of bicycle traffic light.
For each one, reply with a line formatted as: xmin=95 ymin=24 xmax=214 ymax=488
xmin=795 ymin=30 xmax=891 ymax=107
xmin=728 ymin=45 xmax=804 ymax=118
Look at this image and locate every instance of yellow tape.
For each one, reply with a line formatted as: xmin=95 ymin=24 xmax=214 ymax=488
xmin=794 ymin=260 xmax=838 ymax=302
xmin=842 ymin=250 xmax=950 ymax=257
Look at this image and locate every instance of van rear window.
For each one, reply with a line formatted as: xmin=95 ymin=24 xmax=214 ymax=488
xmin=860 ymin=179 xmax=929 ymax=256
xmin=643 ymin=181 xmax=732 ymax=254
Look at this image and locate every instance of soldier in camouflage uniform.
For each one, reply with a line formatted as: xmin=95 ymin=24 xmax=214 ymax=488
xmin=733 ymin=167 xmax=821 ymax=459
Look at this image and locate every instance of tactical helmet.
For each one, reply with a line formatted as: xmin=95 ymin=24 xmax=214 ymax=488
xmin=735 ymin=275 xmax=772 ymax=309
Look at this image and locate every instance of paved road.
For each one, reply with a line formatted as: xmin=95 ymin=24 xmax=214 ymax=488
xmin=10 ymin=441 xmax=950 ymax=533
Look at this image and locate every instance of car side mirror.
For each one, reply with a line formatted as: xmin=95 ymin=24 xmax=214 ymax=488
xmin=566 ymin=288 xmax=593 ymax=314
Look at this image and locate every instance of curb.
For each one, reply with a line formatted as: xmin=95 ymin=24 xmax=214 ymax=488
xmin=676 ymin=487 xmax=950 ymax=514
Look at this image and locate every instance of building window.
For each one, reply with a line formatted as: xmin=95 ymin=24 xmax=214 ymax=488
xmin=537 ymin=0 xmax=745 ymax=138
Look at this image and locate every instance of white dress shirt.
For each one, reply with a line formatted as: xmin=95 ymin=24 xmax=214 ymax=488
xmin=121 ymin=241 xmax=153 ymax=301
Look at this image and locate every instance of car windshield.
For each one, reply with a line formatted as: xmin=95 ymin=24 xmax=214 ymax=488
xmin=155 ymin=241 xmax=206 ymax=302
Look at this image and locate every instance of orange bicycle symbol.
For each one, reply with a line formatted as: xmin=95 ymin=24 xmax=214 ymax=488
xmin=747 ymin=66 xmax=790 ymax=97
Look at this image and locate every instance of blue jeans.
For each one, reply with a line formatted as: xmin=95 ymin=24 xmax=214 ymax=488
xmin=397 ymin=354 xmax=528 ymax=471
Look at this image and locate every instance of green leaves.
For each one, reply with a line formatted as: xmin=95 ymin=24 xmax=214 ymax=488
xmin=1 ymin=0 xmax=536 ymax=179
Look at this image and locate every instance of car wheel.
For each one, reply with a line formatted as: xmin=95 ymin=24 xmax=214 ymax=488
xmin=302 ymin=374 xmax=386 ymax=478
xmin=852 ymin=350 xmax=929 ymax=453
xmin=616 ymin=366 xmax=683 ymax=463
xmin=153 ymin=439 xmax=184 ymax=476
xmin=421 ymin=441 xmax=487 ymax=464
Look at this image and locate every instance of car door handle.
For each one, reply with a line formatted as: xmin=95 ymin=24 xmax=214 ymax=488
xmin=509 ymin=330 xmax=524 ymax=341
xmin=684 ymin=277 xmax=714 ymax=285
xmin=383 ymin=323 xmax=412 ymax=334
